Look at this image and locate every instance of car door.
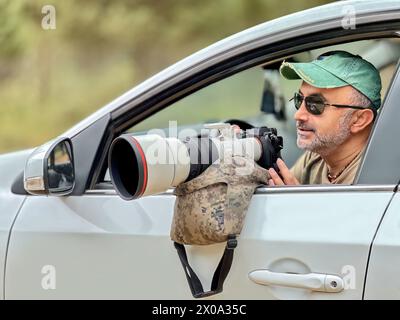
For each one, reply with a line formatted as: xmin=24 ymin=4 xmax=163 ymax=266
xmin=3 ymin=183 xmax=394 ymax=299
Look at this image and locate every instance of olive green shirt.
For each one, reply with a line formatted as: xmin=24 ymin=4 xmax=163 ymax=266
xmin=290 ymin=150 xmax=364 ymax=185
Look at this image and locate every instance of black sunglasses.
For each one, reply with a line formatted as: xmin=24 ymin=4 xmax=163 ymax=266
xmin=290 ymin=92 xmax=369 ymax=115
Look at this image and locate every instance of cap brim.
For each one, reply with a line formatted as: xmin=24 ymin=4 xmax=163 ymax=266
xmin=280 ymin=61 xmax=349 ymax=89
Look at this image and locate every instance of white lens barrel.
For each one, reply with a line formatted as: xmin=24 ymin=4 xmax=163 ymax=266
xmin=109 ymin=133 xmax=262 ymax=200
xmin=108 ymin=134 xmax=191 ymax=200
xmin=211 ymin=137 xmax=262 ymax=161
xmin=165 ymin=138 xmax=191 ymax=187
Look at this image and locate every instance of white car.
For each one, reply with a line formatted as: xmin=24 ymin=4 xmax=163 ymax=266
xmin=2 ymin=0 xmax=400 ymax=299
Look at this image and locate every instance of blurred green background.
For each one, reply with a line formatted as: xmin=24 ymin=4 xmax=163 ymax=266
xmin=0 ymin=0 xmax=333 ymax=153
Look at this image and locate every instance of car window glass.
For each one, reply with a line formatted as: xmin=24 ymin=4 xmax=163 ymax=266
xmin=130 ymin=67 xmax=264 ymax=133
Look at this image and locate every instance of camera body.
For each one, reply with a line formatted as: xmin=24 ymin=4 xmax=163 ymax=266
xmin=108 ymin=123 xmax=283 ymax=200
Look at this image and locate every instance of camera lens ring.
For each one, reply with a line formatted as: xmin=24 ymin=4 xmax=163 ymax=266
xmin=108 ymin=135 xmax=148 ymax=200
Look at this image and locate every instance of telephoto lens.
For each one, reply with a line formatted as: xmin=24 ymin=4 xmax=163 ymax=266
xmin=108 ymin=123 xmax=282 ymax=200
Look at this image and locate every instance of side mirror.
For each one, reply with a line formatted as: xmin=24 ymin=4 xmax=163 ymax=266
xmin=24 ymin=137 xmax=75 ymax=196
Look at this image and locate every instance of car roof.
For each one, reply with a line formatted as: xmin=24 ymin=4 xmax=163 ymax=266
xmin=63 ymin=0 xmax=400 ymax=138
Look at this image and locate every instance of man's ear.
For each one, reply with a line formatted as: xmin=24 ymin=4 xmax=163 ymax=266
xmin=350 ymin=109 xmax=375 ymax=133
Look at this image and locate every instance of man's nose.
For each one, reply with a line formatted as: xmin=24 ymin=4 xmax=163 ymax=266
xmin=294 ymin=100 xmax=309 ymax=122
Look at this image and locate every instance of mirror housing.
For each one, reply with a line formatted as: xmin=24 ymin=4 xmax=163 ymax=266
xmin=24 ymin=137 xmax=75 ymax=196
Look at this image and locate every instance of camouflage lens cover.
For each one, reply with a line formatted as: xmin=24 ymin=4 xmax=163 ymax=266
xmin=171 ymin=155 xmax=270 ymax=245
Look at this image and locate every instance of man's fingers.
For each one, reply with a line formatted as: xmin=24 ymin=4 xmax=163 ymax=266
xmin=276 ymin=158 xmax=291 ymax=182
xmin=268 ymin=158 xmax=300 ymax=186
xmin=268 ymin=168 xmax=284 ymax=186
xmin=276 ymin=158 xmax=300 ymax=185
xmin=231 ymin=124 xmax=241 ymax=133
xmin=268 ymin=179 xmax=275 ymax=186
xmin=276 ymin=158 xmax=289 ymax=170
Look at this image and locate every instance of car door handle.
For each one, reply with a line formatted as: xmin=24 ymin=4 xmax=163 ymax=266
xmin=248 ymin=269 xmax=344 ymax=293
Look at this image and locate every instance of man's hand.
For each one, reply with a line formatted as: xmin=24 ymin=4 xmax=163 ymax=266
xmin=268 ymin=158 xmax=300 ymax=186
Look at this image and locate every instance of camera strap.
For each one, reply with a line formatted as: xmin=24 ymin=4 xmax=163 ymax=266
xmin=173 ymin=234 xmax=237 ymax=298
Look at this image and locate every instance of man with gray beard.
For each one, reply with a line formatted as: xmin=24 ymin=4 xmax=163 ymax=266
xmin=268 ymin=51 xmax=381 ymax=185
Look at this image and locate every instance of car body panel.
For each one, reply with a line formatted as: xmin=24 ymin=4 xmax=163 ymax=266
xmin=0 ymin=150 xmax=32 ymax=299
xmin=364 ymin=191 xmax=400 ymax=299
xmin=5 ymin=187 xmax=393 ymax=299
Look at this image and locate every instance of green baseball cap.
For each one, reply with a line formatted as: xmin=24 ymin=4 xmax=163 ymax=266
xmin=280 ymin=50 xmax=382 ymax=110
